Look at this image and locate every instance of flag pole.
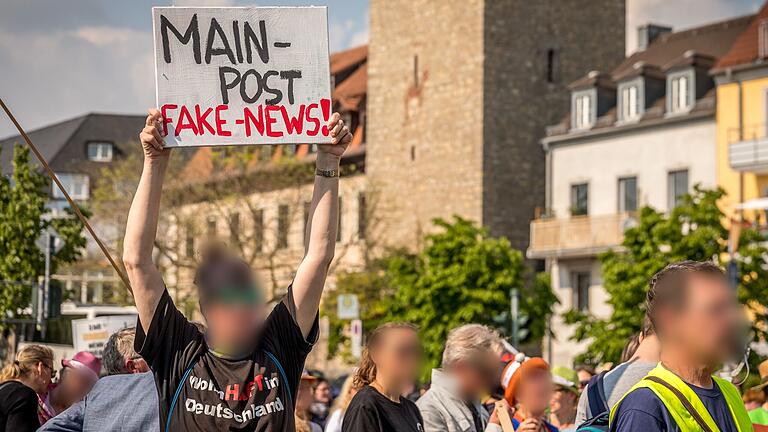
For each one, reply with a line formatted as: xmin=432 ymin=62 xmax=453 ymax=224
xmin=0 ymin=98 xmax=132 ymax=293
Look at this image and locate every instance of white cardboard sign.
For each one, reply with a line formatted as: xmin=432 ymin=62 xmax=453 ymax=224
xmin=71 ymin=315 xmax=137 ymax=357
xmin=152 ymin=7 xmax=331 ymax=147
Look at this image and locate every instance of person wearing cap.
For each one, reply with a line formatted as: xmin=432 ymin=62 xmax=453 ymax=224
xmin=549 ymin=367 xmax=579 ymax=432
xmin=296 ymin=371 xmax=322 ymax=432
xmin=748 ymin=359 xmax=768 ymax=426
xmin=125 ymin=109 xmax=351 ymax=431
xmin=488 ymin=353 xmax=558 ymax=432
xmin=40 ymin=351 xmax=101 ymax=423
xmin=417 ymin=324 xmax=504 ymax=432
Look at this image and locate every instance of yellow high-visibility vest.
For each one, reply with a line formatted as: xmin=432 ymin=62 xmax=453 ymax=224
xmin=609 ymin=363 xmax=753 ymax=432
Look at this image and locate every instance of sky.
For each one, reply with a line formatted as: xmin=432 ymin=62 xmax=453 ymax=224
xmin=0 ymin=0 xmax=761 ymax=139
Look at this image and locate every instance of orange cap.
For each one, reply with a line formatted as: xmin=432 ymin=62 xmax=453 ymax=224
xmin=500 ymin=354 xmax=549 ymax=405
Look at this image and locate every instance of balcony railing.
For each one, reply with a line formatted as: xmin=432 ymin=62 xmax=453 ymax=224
xmin=528 ymin=213 xmax=634 ymax=259
xmin=729 ymin=124 xmax=768 ymax=173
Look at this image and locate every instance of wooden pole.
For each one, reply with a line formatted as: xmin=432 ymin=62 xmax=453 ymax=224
xmin=0 ymin=98 xmax=132 ymax=292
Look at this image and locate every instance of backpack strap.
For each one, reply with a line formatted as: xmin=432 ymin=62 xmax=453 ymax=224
xmin=165 ymin=358 xmax=197 ymax=432
xmin=264 ymin=350 xmax=292 ymax=404
xmin=587 ymin=371 xmax=609 ymax=415
xmin=643 ymin=376 xmax=714 ymax=432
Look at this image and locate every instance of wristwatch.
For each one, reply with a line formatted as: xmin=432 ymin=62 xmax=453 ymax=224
xmin=316 ymin=168 xmax=340 ymax=178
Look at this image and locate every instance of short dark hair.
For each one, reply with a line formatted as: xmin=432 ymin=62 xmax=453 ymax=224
xmin=646 ymin=260 xmax=726 ymax=332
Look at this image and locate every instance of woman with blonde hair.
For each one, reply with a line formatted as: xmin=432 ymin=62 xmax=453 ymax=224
xmin=0 ymin=344 xmax=54 ymax=432
xmin=342 ymin=323 xmax=424 ymax=432
xmin=325 ymin=375 xmax=357 ymax=432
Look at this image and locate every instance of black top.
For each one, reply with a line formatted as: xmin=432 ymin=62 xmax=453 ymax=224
xmin=0 ymin=381 xmax=40 ymax=432
xmin=135 ymin=288 xmax=318 ymax=432
xmin=342 ymin=385 xmax=424 ymax=432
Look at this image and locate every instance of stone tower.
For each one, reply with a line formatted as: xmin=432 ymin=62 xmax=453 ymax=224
xmin=366 ymin=0 xmax=625 ymax=252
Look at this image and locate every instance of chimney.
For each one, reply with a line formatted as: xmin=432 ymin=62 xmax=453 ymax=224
xmin=637 ymin=24 xmax=672 ymax=51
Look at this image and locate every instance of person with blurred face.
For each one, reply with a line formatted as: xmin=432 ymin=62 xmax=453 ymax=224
xmin=309 ymin=377 xmax=332 ymax=427
xmin=43 ymin=352 xmax=101 ymax=421
xmin=610 ymin=261 xmax=752 ymax=432
xmin=0 ymin=344 xmax=54 ymax=432
xmin=417 ymin=324 xmax=503 ymax=432
xmin=124 ymin=109 xmax=351 ymax=431
xmin=549 ymin=367 xmax=580 ymax=432
xmin=326 ymin=375 xmax=357 ymax=432
xmin=488 ymin=353 xmax=557 ymax=432
xmin=342 ymin=323 xmax=424 ymax=432
xmin=295 ymin=372 xmax=322 ymax=432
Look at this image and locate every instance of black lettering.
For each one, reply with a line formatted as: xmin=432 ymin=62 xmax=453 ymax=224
xmin=244 ymin=21 xmax=269 ymax=64
xmin=262 ymin=70 xmax=282 ymax=105
xmin=279 ymin=70 xmax=302 ymax=104
xmin=205 ymin=18 xmax=236 ymax=64
xmin=232 ymin=21 xmax=244 ymax=63
xmin=160 ymin=14 xmax=200 ymax=64
xmin=218 ymin=66 xmax=241 ymax=104
xmin=240 ymin=70 xmax=264 ymax=103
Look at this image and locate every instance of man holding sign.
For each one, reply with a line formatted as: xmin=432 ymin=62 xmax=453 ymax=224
xmin=123 ymin=6 xmax=351 ymax=431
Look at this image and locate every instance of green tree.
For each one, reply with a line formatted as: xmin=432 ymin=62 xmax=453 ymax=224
xmin=0 ymin=145 xmax=87 ymax=321
xmin=564 ymin=186 xmax=768 ymax=365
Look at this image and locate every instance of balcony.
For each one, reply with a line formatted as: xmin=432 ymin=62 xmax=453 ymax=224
xmin=528 ymin=213 xmax=634 ymax=259
xmin=729 ymin=124 xmax=768 ymax=173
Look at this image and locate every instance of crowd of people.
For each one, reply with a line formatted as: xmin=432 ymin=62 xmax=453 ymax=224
xmin=0 ymin=112 xmax=766 ymax=432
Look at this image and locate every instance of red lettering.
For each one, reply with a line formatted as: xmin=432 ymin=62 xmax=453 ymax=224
xmin=195 ymin=105 xmax=215 ymax=135
xmin=224 ymin=384 xmax=239 ymax=401
xmin=280 ymin=105 xmax=305 ymax=135
xmin=243 ymin=106 xmax=264 ymax=137
xmin=160 ymin=104 xmax=177 ymax=137
xmin=175 ymin=105 xmax=199 ymax=136
xmin=264 ymin=105 xmax=283 ymax=138
xmin=253 ymin=375 xmax=264 ymax=391
xmin=305 ymin=103 xmax=320 ymax=136
xmin=215 ymin=105 xmax=231 ymax=136
xmin=320 ymin=98 xmax=331 ymax=136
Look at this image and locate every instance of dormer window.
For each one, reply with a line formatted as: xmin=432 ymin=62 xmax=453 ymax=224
xmin=87 ymin=141 xmax=113 ymax=162
xmin=618 ymin=78 xmax=643 ymax=122
xmin=759 ymin=19 xmax=768 ymax=59
xmin=572 ymin=90 xmax=595 ymax=130
xmin=667 ymin=70 xmax=693 ymax=114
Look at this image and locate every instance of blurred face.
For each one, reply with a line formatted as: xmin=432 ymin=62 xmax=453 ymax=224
xmin=662 ymin=274 xmax=743 ymax=366
xmin=314 ymin=381 xmax=332 ymax=404
xmin=452 ymin=351 xmax=502 ymax=399
xmin=204 ymin=298 xmax=267 ymax=354
xmin=550 ymin=387 xmax=578 ymax=416
xmin=371 ymin=328 xmax=423 ymax=388
xmin=516 ymin=369 xmax=554 ymax=414
xmin=59 ymin=367 xmax=97 ymax=405
xmin=577 ymin=370 xmax=592 ymax=390
xmin=296 ymin=380 xmax=315 ymax=413
xmin=34 ymin=360 xmax=55 ymax=394
xmin=126 ymin=356 xmax=150 ymax=374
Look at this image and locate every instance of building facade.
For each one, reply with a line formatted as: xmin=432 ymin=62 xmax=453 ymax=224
xmin=531 ymin=16 xmax=752 ymax=367
xmin=366 ymin=0 xmax=626 ymax=252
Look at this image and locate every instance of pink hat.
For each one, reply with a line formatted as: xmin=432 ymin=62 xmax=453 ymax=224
xmin=62 ymin=351 xmax=101 ymax=382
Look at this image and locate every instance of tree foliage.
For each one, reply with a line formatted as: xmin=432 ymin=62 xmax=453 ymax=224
xmin=0 ymin=145 xmax=87 ymax=320
xmin=564 ymin=186 xmax=768 ymax=365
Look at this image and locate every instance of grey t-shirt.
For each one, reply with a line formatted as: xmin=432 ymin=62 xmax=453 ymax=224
xmin=575 ymin=360 xmax=657 ymax=425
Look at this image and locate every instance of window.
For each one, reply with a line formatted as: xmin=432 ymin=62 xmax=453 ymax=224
xmin=87 ymin=142 xmax=113 ymax=162
xmin=668 ymin=170 xmax=689 ymax=209
xmin=573 ymin=93 xmax=593 ymax=130
xmin=303 ymin=201 xmax=311 ymax=248
xmin=277 ymin=205 xmax=290 ymax=249
xmin=620 ymin=85 xmax=640 ymax=121
xmin=571 ymin=183 xmax=588 ymax=216
xmin=52 ymin=173 xmax=89 ymax=200
xmin=185 ymin=227 xmax=195 ymax=258
xmin=669 ymin=74 xmax=691 ymax=113
xmin=254 ymin=209 xmax=264 ymax=254
xmin=337 ymin=197 xmax=343 ymax=242
xmin=572 ymin=272 xmax=591 ymax=312
xmin=206 ymin=217 xmax=217 ymax=237
xmin=618 ymin=177 xmax=638 ymax=212
xmin=759 ymin=19 xmax=768 ymax=59
xmin=546 ymin=48 xmax=559 ymax=83
xmin=228 ymin=212 xmax=240 ymax=245
xmin=358 ymin=193 xmax=367 ymax=240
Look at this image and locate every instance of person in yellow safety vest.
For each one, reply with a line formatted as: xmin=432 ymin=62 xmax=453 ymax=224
xmin=609 ymin=261 xmax=753 ymax=432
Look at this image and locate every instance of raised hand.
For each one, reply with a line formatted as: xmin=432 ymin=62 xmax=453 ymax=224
xmin=317 ymin=112 xmax=351 ymax=158
xmin=139 ymin=109 xmax=171 ymax=160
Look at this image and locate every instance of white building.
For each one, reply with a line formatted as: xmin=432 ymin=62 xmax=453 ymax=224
xmin=529 ymin=17 xmax=751 ymax=367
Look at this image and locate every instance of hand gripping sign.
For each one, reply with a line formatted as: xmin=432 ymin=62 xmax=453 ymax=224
xmin=153 ymin=7 xmax=331 ymax=147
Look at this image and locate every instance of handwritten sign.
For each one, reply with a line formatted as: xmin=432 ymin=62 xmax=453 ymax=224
xmin=71 ymin=315 xmax=137 ymax=357
xmin=152 ymin=7 xmax=331 ymax=147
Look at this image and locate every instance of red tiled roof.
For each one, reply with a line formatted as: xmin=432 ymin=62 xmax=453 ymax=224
xmin=330 ymin=45 xmax=367 ymax=75
xmin=715 ymin=2 xmax=768 ymax=70
xmin=333 ymin=63 xmax=367 ymax=111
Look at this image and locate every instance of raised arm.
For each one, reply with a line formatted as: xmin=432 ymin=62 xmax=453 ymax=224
xmin=123 ymin=109 xmax=171 ymax=333
xmin=292 ymin=113 xmax=351 ymax=337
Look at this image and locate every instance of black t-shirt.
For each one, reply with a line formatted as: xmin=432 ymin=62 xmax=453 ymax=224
xmin=0 ymin=381 xmax=40 ymax=432
xmin=136 ymin=288 xmax=318 ymax=432
xmin=342 ymin=385 xmax=424 ymax=432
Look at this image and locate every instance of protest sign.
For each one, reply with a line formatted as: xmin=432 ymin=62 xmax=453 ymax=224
xmin=71 ymin=315 xmax=137 ymax=357
xmin=152 ymin=7 xmax=331 ymax=147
